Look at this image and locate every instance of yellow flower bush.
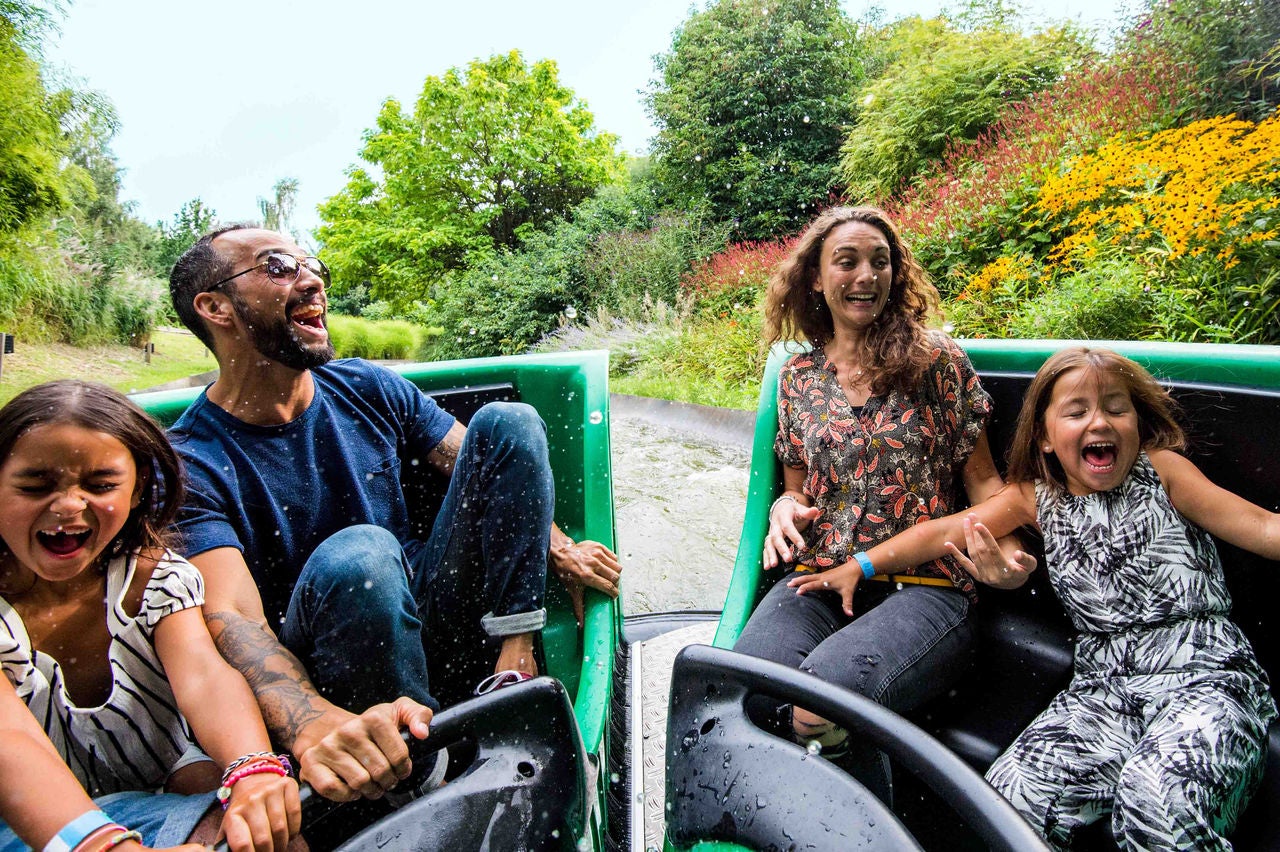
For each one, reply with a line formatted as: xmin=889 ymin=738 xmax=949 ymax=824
xmin=962 ymin=253 xmax=1036 ymax=298
xmin=1035 ymin=110 xmax=1280 ymax=268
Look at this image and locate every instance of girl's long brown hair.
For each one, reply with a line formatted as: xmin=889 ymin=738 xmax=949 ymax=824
xmin=762 ymin=206 xmax=941 ymax=394
xmin=1006 ymin=347 xmax=1186 ymax=487
xmin=0 ymin=380 xmax=184 ymax=561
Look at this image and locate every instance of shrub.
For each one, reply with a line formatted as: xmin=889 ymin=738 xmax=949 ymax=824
xmin=841 ymin=16 xmax=1089 ymax=202
xmin=680 ymin=236 xmax=795 ymax=319
xmin=886 ymin=51 xmax=1199 ymax=295
xmin=581 ymin=210 xmax=731 ymax=320
xmin=1003 ymin=256 xmax=1153 ymax=340
xmin=1033 ymin=112 xmax=1280 ymax=272
xmin=327 ymin=315 xmax=425 ymax=360
xmin=429 ymin=182 xmax=729 ymax=359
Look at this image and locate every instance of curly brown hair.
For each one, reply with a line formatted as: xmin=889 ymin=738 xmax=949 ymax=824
xmin=1006 ymin=347 xmax=1187 ymax=487
xmin=762 ymin=206 xmax=941 ymax=394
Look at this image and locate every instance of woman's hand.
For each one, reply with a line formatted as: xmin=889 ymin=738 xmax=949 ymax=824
xmin=763 ymin=496 xmax=821 ymax=570
xmin=219 ymin=771 xmax=302 ymax=851
xmin=944 ymin=514 xmax=1036 ymax=589
xmin=787 ymin=562 xmax=861 ymax=616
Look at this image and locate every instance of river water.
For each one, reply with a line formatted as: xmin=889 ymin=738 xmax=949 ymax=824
xmin=608 ymin=397 xmax=753 ymax=615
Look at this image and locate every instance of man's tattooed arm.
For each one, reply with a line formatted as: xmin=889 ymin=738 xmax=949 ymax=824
xmin=426 ymin=421 xmax=466 ymax=478
xmin=204 ymin=609 xmax=326 ymax=751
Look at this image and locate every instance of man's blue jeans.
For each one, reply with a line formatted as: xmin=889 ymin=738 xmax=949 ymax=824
xmin=734 ymin=572 xmax=975 ymax=802
xmin=280 ymin=402 xmax=553 ymax=712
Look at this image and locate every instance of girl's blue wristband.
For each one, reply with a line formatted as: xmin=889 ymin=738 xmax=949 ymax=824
xmin=43 ymin=810 xmax=114 ymax=852
xmin=854 ymin=551 xmax=876 ymax=579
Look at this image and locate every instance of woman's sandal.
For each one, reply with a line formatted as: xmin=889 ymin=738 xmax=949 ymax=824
xmin=474 ymin=670 xmax=535 ymax=695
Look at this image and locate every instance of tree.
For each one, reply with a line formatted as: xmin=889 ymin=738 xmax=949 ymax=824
xmin=317 ymin=50 xmax=624 ymax=305
xmin=0 ymin=12 xmax=78 ymax=235
xmin=259 ymin=177 xmax=298 ymax=237
xmin=645 ymin=0 xmax=865 ymax=239
xmin=152 ymin=198 xmax=217 ymax=277
xmin=838 ymin=15 xmax=1088 ymax=202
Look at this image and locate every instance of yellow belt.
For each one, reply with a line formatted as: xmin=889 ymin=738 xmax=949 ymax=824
xmin=867 ymin=573 xmax=955 ymax=588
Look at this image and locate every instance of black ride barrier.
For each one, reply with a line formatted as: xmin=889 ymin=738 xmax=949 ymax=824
xmin=665 ymin=644 xmax=1050 ymax=852
xmin=215 ymin=676 xmax=588 ymax=852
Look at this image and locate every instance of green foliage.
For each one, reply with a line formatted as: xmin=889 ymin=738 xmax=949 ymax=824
xmin=1002 ymin=257 xmax=1153 ymax=340
xmin=646 ymin=0 xmax=864 ymax=239
xmin=426 ymin=181 xmax=729 ymax=359
xmin=580 ymin=210 xmax=730 ymax=319
xmin=326 ymin=315 xmax=430 ymax=360
xmin=318 ymin=50 xmax=625 ymax=306
xmin=258 ymin=177 xmax=298 ymax=237
xmin=151 ymin=198 xmax=217 ymax=277
xmin=0 ymin=18 xmax=77 ymax=234
xmin=535 ymin=303 xmax=762 ymax=410
xmin=840 ymin=15 xmax=1089 ymax=202
xmin=1120 ymin=0 xmax=1280 ymax=121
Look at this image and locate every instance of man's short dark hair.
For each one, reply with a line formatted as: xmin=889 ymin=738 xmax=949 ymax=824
xmin=168 ymin=223 xmax=257 ymax=350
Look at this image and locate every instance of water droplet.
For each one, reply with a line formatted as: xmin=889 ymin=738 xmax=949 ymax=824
xmin=589 ymin=410 xmax=603 ymax=425
xmin=802 ymin=115 xmax=810 ymax=123
xmin=469 ymin=328 xmax=477 ymax=335
xmin=364 ymin=580 xmax=373 ymax=590
xmin=564 ymin=305 xmax=578 ymax=319
xmin=694 ymin=154 xmax=702 ymax=162
xmin=805 ymin=740 xmax=821 ymax=755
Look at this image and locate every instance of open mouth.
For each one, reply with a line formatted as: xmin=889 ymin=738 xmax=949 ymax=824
xmin=36 ymin=529 xmax=92 ymax=557
xmin=290 ymin=303 xmax=326 ymax=332
xmin=1082 ymin=442 xmax=1117 ymax=471
xmin=844 ymin=292 xmax=877 ymax=304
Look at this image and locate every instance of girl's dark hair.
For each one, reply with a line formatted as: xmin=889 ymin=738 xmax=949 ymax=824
xmin=0 ymin=380 xmax=184 ymax=560
xmin=762 ymin=205 xmax=941 ymax=394
xmin=1006 ymin=347 xmax=1186 ymax=487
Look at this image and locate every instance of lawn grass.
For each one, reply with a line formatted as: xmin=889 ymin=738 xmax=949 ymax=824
xmin=0 ymin=328 xmax=218 ymax=405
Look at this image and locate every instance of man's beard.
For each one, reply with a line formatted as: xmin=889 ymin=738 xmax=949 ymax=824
xmin=228 ymin=288 xmax=335 ymax=371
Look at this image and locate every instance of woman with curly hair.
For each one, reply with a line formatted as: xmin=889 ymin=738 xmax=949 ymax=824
xmin=733 ymin=206 xmax=1033 ymax=802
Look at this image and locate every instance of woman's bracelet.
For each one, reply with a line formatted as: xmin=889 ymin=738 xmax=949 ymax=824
xmin=769 ymin=493 xmax=799 ymax=518
xmin=853 ymin=551 xmax=876 ymax=579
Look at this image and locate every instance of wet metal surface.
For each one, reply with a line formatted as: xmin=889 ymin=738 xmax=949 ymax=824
xmin=610 ymin=405 xmax=751 ymax=615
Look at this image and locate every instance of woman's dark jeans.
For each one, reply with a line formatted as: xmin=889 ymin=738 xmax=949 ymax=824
xmin=734 ymin=571 xmax=976 ymax=803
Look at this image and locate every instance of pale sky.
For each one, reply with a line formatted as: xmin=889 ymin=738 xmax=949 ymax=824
xmin=46 ymin=0 xmax=1129 ymax=242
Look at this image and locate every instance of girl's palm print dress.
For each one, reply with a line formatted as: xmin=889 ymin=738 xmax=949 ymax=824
xmin=986 ymin=453 xmax=1276 ymax=851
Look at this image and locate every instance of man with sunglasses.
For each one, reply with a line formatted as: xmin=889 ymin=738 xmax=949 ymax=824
xmin=165 ymin=225 xmax=622 ymax=804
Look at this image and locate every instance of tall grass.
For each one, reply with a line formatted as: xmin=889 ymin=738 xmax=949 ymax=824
xmin=327 ymin=315 xmax=431 ymax=360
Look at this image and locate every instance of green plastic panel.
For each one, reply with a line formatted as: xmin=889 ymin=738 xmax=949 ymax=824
xmin=130 ymin=350 xmax=620 ymax=756
xmin=713 ymin=339 xmax=1280 ymax=649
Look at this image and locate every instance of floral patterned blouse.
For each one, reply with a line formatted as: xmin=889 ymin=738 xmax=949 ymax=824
xmin=775 ymin=331 xmax=992 ymax=599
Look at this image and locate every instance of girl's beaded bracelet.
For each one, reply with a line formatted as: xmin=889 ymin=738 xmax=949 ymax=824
xmin=217 ymin=762 xmax=291 ymax=809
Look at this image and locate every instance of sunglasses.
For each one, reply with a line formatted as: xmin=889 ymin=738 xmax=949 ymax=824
xmin=209 ymin=253 xmax=331 ymax=291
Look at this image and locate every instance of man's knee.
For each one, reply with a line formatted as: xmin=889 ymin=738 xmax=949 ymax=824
xmin=469 ymin=402 xmax=547 ymax=454
xmin=300 ymin=524 xmax=406 ymax=593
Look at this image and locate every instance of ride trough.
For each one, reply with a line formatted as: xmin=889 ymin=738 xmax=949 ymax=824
xmin=132 ymin=339 xmax=1280 ymax=852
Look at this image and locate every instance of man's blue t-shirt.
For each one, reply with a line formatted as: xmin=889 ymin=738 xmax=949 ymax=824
xmin=169 ymin=359 xmax=455 ymax=624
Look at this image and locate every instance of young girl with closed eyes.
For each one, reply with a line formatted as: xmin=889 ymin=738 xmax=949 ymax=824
xmin=791 ymin=347 xmax=1279 ymax=850
xmin=0 ymin=381 xmax=301 ymax=852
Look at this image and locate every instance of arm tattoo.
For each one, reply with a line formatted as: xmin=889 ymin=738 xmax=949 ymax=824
xmin=428 ymin=426 xmax=464 ymax=477
xmin=205 ymin=609 xmax=326 ymax=751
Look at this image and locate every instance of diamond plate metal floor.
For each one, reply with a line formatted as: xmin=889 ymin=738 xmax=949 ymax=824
xmin=629 ymin=621 xmax=718 ymax=852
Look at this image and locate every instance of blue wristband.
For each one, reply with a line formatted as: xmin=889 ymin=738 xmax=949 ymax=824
xmin=43 ymin=810 xmax=114 ymax=852
xmin=854 ymin=551 xmax=876 ymax=579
